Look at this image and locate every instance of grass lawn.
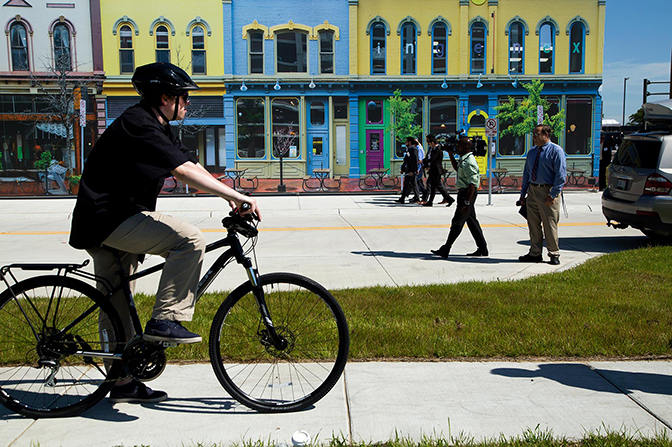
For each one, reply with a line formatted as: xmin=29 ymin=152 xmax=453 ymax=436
xmin=128 ymin=245 xmax=672 ymax=362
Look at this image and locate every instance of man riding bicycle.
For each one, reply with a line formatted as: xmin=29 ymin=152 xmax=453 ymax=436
xmin=69 ymin=62 xmax=260 ymax=404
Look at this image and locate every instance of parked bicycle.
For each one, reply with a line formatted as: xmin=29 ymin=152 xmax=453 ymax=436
xmin=0 ymin=205 xmax=349 ymax=418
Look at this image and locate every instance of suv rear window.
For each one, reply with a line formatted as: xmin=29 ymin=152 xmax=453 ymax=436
xmin=612 ymin=139 xmax=662 ymax=169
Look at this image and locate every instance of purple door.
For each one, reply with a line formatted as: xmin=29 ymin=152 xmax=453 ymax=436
xmin=366 ymin=130 xmax=384 ymax=172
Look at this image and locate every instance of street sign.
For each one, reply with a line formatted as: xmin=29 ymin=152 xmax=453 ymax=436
xmin=485 ymin=117 xmax=498 ymax=137
xmin=79 ymin=99 xmax=86 ymax=127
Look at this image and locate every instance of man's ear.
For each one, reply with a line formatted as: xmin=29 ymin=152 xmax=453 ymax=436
xmin=160 ymin=94 xmax=172 ymax=106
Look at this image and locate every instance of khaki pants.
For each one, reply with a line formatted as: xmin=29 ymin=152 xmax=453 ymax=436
xmin=526 ymin=184 xmax=560 ymax=257
xmin=89 ymin=211 xmax=206 ymax=342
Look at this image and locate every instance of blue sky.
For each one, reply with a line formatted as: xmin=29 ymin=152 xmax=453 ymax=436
xmin=602 ymin=0 xmax=672 ymax=123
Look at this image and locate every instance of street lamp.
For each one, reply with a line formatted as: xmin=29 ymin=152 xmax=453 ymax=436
xmin=622 ymin=77 xmax=630 ymax=125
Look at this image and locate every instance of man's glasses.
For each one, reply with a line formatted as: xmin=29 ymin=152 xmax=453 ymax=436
xmin=532 ymin=133 xmax=540 ymax=137
xmin=179 ymin=93 xmax=190 ymax=104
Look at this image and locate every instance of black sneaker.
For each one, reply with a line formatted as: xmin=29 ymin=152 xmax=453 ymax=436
xmin=144 ymin=319 xmax=202 ymax=344
xmin=549 ymin=255 xmax=560 ymax=265
xmin=518 ymin=254 xmax=543 ymax=262
xmin=110 ymin=381 xmax=167 ymax=404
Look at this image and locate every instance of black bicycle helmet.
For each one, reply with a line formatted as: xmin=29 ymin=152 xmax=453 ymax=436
xmin=131 ymin=62 xmax=200 ymax=98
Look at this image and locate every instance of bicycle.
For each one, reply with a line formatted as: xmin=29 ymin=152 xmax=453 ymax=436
xmin=0 ymin=205 xmax=349 ymax=418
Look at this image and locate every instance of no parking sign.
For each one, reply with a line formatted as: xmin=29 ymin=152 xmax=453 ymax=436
xmin=485 ymin=118 xmax=498 ymax=137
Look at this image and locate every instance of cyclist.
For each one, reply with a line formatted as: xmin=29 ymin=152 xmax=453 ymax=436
xmin=69 ymin=62 xmax=260 ymax=403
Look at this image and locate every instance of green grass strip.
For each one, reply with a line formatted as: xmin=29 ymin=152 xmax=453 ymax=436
xmin=131 ymin=245 xmax=672 ymax=362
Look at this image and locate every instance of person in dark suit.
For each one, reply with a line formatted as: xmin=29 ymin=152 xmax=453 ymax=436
xmin=420 ymin=134 xmax=455 ymax=207
xmin=395 ymin=141 xmax=420 ymax=204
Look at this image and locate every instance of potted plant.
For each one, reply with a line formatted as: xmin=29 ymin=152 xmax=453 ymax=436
xmin=67 ymin=174 xmax=81 ymax=195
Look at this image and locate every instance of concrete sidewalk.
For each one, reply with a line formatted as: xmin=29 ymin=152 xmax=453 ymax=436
xmin=2 ymin=192 xmax=670 ymax=447
xmin=2 ymin=361 xmax=672 ymax=447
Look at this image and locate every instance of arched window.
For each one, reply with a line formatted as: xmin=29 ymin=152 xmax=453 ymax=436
xmin=569 ymin=22 xmax=585 ymax=73
xmin=508 ymin=22 xmax=524 ymax=74
xmin=400 ymin=22 xmax=416 ymax=75
xmin=431 ymin=23 xmax=448 ymax=75
xmin=248 ymin=31 xmax=264 ymax=74
xmin=53 ymin=23 xmax=71 ymax=71
xmin=538 ymin=22 xmax=554 ymax=74
xmin=191 ymin=25 xmax=206 ymax=74
xmin=319 ymin=30 xmax=334 ymax=74
xmin=370 ymin=22 xmax=386 ymax=75
xmin=119 ymin=24 xmax=134 ymax=74
xmin=276 ymin=31 xmax=307 ymax=73
xmin=10 ymin=23 xmax=29 ymax=71
xmin=155 ymin=25 xmax=170 ymax=63
xmin=470 ymin=22 xmax=486 ymax=74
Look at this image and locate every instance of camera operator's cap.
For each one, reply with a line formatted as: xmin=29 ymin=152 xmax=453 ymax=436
xmin=132 ymin=62 xmax=200 ymax=97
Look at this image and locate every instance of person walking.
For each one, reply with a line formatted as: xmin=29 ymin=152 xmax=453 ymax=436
xmin=413 ymin=137 xmax=428 ymax=202
xmin=517 ymin=124 xmax=566 ymax=265
xmin=430 ymin=137 xmax=488 ymax=258
xmin=395 ymin=140 xmax=420 ymax=204
xmin=420 ymin=134 xmax=454 ymax=207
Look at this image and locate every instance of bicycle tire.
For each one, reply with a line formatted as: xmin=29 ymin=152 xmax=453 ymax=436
xmin=209 ymin=272 xmax=349 ymax=412
xmin=0 ymin=275 xmax=126 ymax=418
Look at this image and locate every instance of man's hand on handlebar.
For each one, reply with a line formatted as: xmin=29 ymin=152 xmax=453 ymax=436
xmin=232 ymin=196 xmax=261 ymax=221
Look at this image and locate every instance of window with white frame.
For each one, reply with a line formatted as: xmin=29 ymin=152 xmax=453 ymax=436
xmin=191 ymin=25 xmax=206 ymax=74
xmin=119 ymin=24 xmax=134 ymax=74
xmin=10 ymin=23 xmax=30 ymax=71
xmin=155 ymin=25 xmax=170 ymax=63
xmin=248 ymin=31 xmax=264 ymax=74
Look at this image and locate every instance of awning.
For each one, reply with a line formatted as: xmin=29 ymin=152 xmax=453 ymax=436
xmin=35 ymin=122 xmax=74 ymax=139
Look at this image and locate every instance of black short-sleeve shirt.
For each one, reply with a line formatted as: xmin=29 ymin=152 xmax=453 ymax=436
xmin=69 ymin=102 xmax=197 ymax=249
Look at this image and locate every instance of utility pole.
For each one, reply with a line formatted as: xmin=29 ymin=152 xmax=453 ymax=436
xmin=622 ymin=77 xmax=629 ymax=125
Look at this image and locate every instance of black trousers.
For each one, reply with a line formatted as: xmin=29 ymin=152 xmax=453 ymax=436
xmin=442 ymin=189 xmax=487 ymax=251
xmin=400 ymin=173 xmax=420 ymax=200
xmin=426 ymin=173 xmax=452 ymax=203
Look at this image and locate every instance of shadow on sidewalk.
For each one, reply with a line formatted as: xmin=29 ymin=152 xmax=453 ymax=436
xmin=516 ymin=235 xmax=655 ymax=254
xmin=351 ymin=250 xmax=521 ymax=263
xmin=491 ymin=363 xmax=672 ymax=396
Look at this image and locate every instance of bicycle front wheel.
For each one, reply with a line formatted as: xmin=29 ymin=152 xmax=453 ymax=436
xmin=209 ymin=272 xmax=349 ymax=412
xmin=0 ymin=276 xmax=126 ymax=418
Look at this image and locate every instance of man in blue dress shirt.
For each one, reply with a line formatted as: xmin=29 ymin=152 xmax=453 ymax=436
xmin=517 ymin=124 xmax=567 ymax=265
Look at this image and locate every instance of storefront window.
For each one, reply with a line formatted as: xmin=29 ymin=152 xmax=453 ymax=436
xmin=429 ymin=97 xmax=457 ymax=143
xmin=395 ymin=97 xmax=422 ymax=158
xmin=272 ymin=98 xmax=300 ymax=159
xmin=236 ymin=97 xmax=265 ymax=159
xmin=366 ymin=100 xmax=383 ymax=124
xmin=565 ymin=97 xmax=593 ymax=155
xmin=276 ymin=32 xmax=307 ymax=73
xmin=333 ymin=97 xmax=348 ymax=120
xmin=498 ymin=97 xmax=525 ymax=156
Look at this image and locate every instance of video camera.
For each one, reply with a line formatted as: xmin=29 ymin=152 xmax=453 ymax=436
xmin=439 ymin=130 xmax=487 ymax=157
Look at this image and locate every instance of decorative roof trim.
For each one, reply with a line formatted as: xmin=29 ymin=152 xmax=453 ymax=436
xmin=428 ymin=16 xmax=452 ymax=36
xmin=113 ymin=16 xmax=138 ymax=36
xmin=312 ymin=21 xmax=340 ymax=40
xmin=269 ymin=21 xmax=312 ymax=38
xmin=468 ymin=16 xmax=489 ymax=35
xmin=566 ymin=15 xmax=590 ymax=35
xmin=366 ymin=15 xmax=390 ymax=36
xmin=505 ymin=15 xmax=529 ymax=36
xmin=242 ymin=20 xmax=270 ymax=39
xmin=149 ymin=16 xmax=176 ymax=36
xmin=396 ymin=16 xmax=421 ymax=36
xmin=186 ymin=17 xmax=211 ymax=37
xmin=535 ymin=16 xmax=560 ymax=36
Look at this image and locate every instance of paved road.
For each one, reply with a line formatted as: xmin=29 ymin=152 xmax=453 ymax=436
xmin=2 ymin=192 xmax=670 ymax=447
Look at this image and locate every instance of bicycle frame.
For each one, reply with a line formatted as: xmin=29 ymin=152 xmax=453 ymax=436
xmin=0 ymin=224 xmax=287 ymax=357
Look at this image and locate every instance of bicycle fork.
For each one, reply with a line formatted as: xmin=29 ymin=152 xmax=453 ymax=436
xmin=242 ymin=260 xmax=287 ymax=351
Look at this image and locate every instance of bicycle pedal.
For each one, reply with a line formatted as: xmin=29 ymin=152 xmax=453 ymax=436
xmin=161 ymin=341 xmax=179 ymax=348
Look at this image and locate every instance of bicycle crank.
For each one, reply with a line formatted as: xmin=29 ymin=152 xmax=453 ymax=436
xmin=122 ymin=337 xmax=167 ymax=381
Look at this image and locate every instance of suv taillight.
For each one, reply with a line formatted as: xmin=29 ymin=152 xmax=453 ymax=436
xmin=643 ymin=174 xmax=672 ymax=195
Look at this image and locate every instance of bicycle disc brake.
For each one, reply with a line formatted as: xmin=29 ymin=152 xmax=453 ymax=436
xmin=122 ymin=337 xmax=167 ymax=381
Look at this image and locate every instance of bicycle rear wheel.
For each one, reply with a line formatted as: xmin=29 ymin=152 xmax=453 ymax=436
xmin=0 ymin=276 xmax=125 ymax=418
xmin=209 ymin=272 xmax=349 ymax=412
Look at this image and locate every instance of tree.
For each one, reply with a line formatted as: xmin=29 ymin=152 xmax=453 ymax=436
xmin=628 ymin=107 xmax=645 ymax=125
xmin=495 ymin=79 xmax=565 ymax=138
xmin=386 ymin=90 xmax=422 ymax=143
xmin=28 ymin=53 xmax=103 ymax=174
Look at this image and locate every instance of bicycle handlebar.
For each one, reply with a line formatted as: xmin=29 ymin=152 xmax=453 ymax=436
xmin=221 ymin=204 xmax=259 ymax=238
